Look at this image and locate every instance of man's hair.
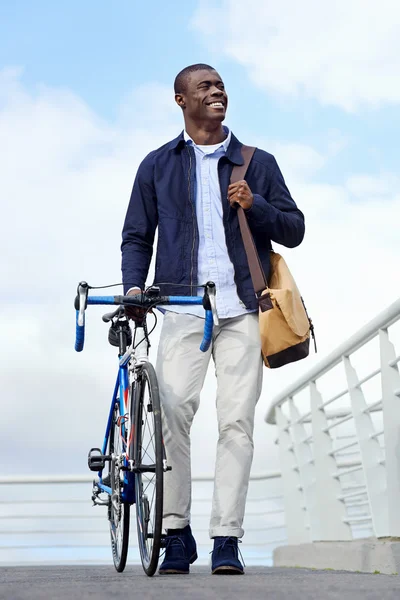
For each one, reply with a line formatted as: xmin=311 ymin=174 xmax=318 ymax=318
xmin=174 ymin=63 xmax=216 ymax=94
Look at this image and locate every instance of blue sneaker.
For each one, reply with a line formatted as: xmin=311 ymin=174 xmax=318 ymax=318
xmin=158 ymin=525 xmax=198 ymax=575
xmin=211 ymin=536 xmax=245 ymax=575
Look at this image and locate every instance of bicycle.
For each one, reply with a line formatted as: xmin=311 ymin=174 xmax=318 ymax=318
xmin=74 ymin=280 xmax=218 ymax=576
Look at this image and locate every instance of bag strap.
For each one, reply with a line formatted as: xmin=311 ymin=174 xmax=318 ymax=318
xmin=231 ymin=146 xmax=267 ymax=295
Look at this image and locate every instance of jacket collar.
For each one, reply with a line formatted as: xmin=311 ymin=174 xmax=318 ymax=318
xmin=169 ymin=128 xmax=244 ymax=166
xmin=225 ymin=132 xmax=245 ymax=165
xmin=170 ymin=131 xmax=185 ymax=150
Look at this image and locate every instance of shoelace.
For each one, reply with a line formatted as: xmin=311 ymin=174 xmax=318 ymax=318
xmin=210 ymin=537 xmax=246 ymax=567
xmin=160 ymin=535 xmax=186 ymax=559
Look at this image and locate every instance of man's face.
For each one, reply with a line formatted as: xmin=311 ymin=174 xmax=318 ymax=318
xmin=176 ymin=69 xmax=228 ymax=124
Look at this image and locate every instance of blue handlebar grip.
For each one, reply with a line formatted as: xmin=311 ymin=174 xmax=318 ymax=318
xmin=75 ymin=310 xmax=85 ymax=352
xmin=200 ymin=310 xmax=213 ymax=352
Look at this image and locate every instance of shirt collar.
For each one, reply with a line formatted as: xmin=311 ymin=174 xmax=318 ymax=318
xmin=184 ymin=126 xmax=231 ymax=153
xmin=170 ymin=129 xmax=244 ymax=166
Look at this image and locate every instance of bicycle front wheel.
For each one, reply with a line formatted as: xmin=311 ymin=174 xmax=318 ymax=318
xmin=108 ymin=401 xmax=130 ymax=572
xmin=133 ymin=361 xmax=164 ymax=576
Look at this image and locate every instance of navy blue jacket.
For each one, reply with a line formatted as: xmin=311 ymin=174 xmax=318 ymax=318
xmin=121 ymin=131 xmax=305 ymax=310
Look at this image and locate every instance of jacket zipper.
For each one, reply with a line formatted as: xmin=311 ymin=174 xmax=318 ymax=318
xmin=186 ymin=146 xmax=196 ymax=296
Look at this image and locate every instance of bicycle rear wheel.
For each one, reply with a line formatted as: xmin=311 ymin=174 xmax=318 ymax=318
xmin=133 ymin=361 xmax=164 ymax=576
xmin=108 ymin=401 xmax=130 ymax=572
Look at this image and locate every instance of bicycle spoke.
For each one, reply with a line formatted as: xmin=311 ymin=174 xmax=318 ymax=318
xmin=142 ymin=436 xmax=154 ymax=459
xmin=141 ymin=442 xmax=155 ymax=464
xmin=142 ymin=475 xmax=155 ymax=496
xmin=144 ymin=433 xmax=154 ymax=452
xmin=148 ymin=487 xmax=156 ymax=520
xmin=108 ymin=403 xmax=130 ymax=573
xmin=143 ymin=414 xmax=155 ymax=445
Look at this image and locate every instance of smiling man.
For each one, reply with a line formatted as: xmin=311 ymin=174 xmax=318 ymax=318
xmin=121 ymin=64 xmax=305 ymax=575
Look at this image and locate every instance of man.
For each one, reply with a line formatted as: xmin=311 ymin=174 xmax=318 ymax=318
xmin=121 ymin=64 xmax=305 ymax=575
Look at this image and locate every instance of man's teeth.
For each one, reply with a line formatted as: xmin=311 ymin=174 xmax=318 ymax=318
xmin=209 ymin=102 xmax=224 ymax=107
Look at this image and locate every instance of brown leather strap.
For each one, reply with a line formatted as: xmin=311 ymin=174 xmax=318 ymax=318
xmin=231 ymin=146 xmax=267 ymax=295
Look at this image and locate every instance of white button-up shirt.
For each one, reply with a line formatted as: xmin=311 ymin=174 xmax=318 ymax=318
xmin=166 ymin=128 xmax=253 ymax=319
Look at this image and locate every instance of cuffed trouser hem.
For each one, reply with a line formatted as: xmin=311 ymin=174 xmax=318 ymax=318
xmin=209 ymin=527 xmax=244 ymax=539
xmin=163 ymin=518 xmax=190 ymax=531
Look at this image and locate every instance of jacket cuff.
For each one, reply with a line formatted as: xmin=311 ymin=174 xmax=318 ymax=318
xmin=245 ymin=193 xmax=275 ymax=222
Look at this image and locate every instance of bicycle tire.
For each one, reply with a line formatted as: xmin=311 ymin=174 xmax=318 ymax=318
xmin=133 ymin=361 xmax=164 ymax=576
xmin=108 ymin=401 xmax=130 ymax=572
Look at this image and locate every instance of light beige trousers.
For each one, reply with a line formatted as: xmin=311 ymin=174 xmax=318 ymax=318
xmin=156 ymin=311 xmax=263 ymax=538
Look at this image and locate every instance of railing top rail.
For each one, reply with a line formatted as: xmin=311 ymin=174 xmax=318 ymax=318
xmin=0 ymin=471 xmax=281 ymax=485
xmin=265 ymin=296 xmax=400 ymax=424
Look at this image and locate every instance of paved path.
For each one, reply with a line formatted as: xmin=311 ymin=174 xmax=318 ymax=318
xmin=1 ymin=566 xmax=400 ymax=600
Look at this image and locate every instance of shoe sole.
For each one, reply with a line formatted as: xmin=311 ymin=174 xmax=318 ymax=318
xmin=158 ymin=551 xmax=198 ymax=575
xmin=159 ymin=569 xmax=189 ymax=575
xmin=212 ymin=566 xmax=244 ymax=575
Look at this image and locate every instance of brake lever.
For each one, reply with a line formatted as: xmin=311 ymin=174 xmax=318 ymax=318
xmin=76 ymin=281 xmax=89 ymax=326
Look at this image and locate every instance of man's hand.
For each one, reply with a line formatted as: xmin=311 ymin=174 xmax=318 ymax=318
xmin=228 ymin=180 xmax=254 ymax=210
xmin=124 ymin=288 xmax=147 ymax=323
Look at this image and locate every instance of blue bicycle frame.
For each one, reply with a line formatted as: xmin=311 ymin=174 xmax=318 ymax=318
xmin=97 ymin=367 xmax=132 ymax=501
xmin=74 ymin=282 xmax=217 ymax=505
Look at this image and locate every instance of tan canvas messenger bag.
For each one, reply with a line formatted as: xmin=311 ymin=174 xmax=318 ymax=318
xmin=231 ymin=146 xmax=316 ymax=369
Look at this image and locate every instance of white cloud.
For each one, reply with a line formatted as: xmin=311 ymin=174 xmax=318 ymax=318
xmin=347 ymin=173 xmax=400 ymax=200
xmin=1 ymin=68 xmax=400 ymax=486
xmin=266 ymin=142 xmax=326 ymax=182
xmin=192 ymin=0 xmax=400 ymax=111
xmin=0 ymin=68 xmax=182 ymax=475
xmin=0 ymin=68 xmax=180 ymax=299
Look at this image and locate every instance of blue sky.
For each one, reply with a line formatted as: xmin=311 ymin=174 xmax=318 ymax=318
xmin=1 ymin=0 xmax=399 ymax=182
xmin=1 ymin=0 xmax=400 ymax=481
xmin=0 ymin=1 xmax=211 ymax=117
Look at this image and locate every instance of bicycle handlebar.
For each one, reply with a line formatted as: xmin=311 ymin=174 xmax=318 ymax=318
xmin=74 ymin=281 xmax=218 ymax=353
xmin=75 ymin=311 xmax=85 ymax=352
xmin=200 ymin=310 xmax=214 ymax=352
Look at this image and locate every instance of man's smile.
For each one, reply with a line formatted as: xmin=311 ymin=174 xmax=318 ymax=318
xmin=206 ymin=101 xmax=225 ymax=109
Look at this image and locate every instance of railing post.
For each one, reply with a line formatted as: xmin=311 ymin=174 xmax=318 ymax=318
xmin=309 ymin=381 xmax=352 ymax=540
xmin=379 ymin=328 xmax=400 ymax=537
xmin=288 ymin=399 xmax=320 ymax=540
xmin=276 ymin=405 xmax=310 ymax=543
xmin=343 ymin=355 xmax=388 ymax=536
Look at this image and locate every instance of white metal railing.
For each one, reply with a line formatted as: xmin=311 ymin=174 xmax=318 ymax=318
xmin=265 ymin=298 xmax=400 ymax=544
xmin=0 ymin=472 xmax=285 ymax=566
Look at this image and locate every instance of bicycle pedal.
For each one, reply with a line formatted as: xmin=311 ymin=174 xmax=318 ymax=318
xmin=88 ymin=447 xmax=106 ymax=472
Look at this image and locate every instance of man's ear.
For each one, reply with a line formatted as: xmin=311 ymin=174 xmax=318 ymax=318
xmin=175 ymin=93 xmax=186 ymax=110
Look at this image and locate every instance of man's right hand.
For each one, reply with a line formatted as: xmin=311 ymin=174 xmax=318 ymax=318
xmin=124 ymin=288 xmax=147 ymax=323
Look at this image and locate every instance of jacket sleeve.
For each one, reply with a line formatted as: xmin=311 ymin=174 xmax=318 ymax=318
xmin=245 ymin=156 xmax=305 ymax=248
xmin=121 ymin=155 xmax=158 ymax=293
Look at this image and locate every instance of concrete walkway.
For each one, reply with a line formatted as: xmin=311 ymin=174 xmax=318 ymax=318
xmin=1 ymin=566 xmax=400 ymax=600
